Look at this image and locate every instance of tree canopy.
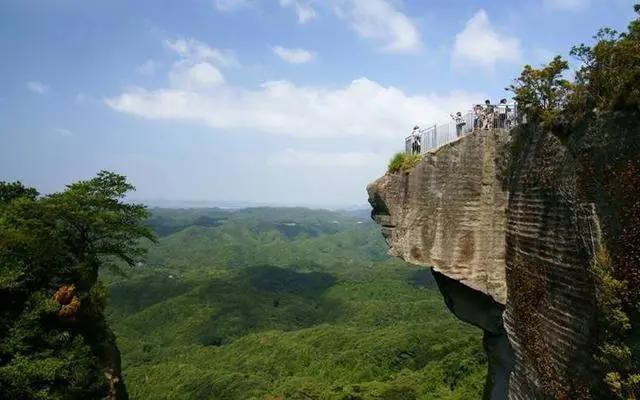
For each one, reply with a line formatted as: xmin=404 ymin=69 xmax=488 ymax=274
xmin=0 ymin=171 xmax=154 ymax=400
xmin=508 ymin=4 xmax=640 ymax=129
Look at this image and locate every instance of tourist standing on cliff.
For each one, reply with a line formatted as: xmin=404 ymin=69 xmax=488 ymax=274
xmin=473 ymin=104 xmax=483 ymax=130
xmin=483 ymin=99 xmax=494 ymax=129
xmin=451 ymin=112 xmax=466 ymax=137
xmin=411 ymin=125 xmax=421 ymax=154
xmin=497 ymin=99 xmax=508 ymax=129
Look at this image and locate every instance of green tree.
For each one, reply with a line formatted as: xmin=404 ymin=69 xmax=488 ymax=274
xmin=0 ymin=171 xmax=154 ymax=400
xmin=568 ymin=6 xmax=640 ymax=120
xmin=507 ymin=56 xmax=572 ymax=126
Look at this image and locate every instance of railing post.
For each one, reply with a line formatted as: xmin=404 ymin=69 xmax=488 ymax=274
xmin=432 ymin=124 xmax=437 ymax=150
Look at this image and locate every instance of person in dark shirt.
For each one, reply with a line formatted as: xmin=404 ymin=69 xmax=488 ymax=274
xmin=483 ymin=99 xmax=494 ymax=129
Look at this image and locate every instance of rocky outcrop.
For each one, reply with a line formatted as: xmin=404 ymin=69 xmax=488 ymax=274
xmin=367 ymin=122 xmax=639 ymax=399
xmin=368 ymin=129 xmax=513 ymax=399
xmin=368 ymin=130 xmax=510 ymax=304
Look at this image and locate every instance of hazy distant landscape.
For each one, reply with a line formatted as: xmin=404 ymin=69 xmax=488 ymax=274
xmin=105 ymin=208 xmax=486 ymax=399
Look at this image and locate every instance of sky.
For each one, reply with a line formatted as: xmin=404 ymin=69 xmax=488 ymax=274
xmin=0 ymin=0 xmax=637 ymax=208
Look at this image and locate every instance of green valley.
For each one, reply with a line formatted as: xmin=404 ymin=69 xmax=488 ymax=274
xmin=106 ymin=208 xmax=487 ymax=400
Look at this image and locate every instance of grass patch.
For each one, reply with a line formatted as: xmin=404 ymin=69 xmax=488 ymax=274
xmin=388 ymin=153 xmax=422 ymax=173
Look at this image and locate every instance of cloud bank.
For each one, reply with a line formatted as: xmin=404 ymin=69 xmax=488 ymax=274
xmin=107 ymin=78 xmax=480 ymax=140
xmin=452 ymin=10 xmax=522 ymax=69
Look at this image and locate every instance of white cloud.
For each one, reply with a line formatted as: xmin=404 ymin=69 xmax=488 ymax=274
xmin=169 ymin=61 xmax=225 ymax=89
xmin=137 ymin=59 xmax=158 ymax=75
xmin=214 ymin=0 xmax=252 ymax=11
xmin=106 ymin=77 xmax=481 ymax=140
xmin=332 ymin=0 xmax=421 ymax=54
xmin=269 ymin=149 xmax=380 ymax=168
xmin=279 ymin=0 xmax=317 ymax=24
xmin=164 ymin=38 xmax=239 ymax=68
xmin=272 ymin=46 xmax=315 ymax=63
xmin=162 ymin=38 xmax=237 ymax=91
xmin=56 ymin=128 xmax=73 ymax=137
xmin=452 ymin=10 xmax=522 ymax=69
xmin=544 ymin=0 xmax=590 ymax=11
xmin=26 ymin=81 xmax=49 ymax=94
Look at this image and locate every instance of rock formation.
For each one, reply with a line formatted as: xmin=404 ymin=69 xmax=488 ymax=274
xmin=368 ymin=129 xmax=514 ymax=399
xmin=367 ymin=121 xmax=639 ymax=399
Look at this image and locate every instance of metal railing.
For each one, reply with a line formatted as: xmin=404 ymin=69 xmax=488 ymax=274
xmin=405 ymin=104 xmax=518 ymax=154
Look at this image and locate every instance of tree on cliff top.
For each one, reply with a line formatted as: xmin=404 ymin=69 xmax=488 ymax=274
xmin=509 ymin=4 xmax=640 ymax=129
xmin=0 ymin=171 xmax=154 ymax=400
xmin=568 ymin=7 xmax=640 ymax=121
xmin=507 ymin=56 xmax=572 ymax=126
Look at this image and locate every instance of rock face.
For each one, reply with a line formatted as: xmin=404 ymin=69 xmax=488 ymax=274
xmin=367 ymin=123 xmax=640 ymax=399
xmin=368 ymin=129 xmax=513 ymax=399
xmin=368 ymin=130 xmax=510 ymax=304
xmin=503 ymin=118 xmax=639 ymax=399
xmin=502 ymin=127 xmax=597 ymax=399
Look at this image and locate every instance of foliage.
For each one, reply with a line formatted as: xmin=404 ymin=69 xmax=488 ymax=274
xmin=569 ymin=20 xmax=640 ymax=121
xmin=105 ymin=207 xmax=488 ymax=400
xmin=507 ymin=56 xmax=572 ymax=126
xmin=388 ymin=153 xmax=422 ymax=173
xmin=0 ymin=172 xmax=153 ymax=399
xmin=509 ymin=4 xmax=640 ymax=129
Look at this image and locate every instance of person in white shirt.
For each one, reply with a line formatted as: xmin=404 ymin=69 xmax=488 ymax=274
xmin=451 ymin=112 xmax=466 ymax=137
xmin=497 ymin=99 xmax=508 ymax=129
xmin=411 ymin=125 xmax=420 ymax=153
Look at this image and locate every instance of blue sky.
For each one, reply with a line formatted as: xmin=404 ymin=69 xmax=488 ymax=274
xmin=1 ymin=0 xmax=637 ymax=207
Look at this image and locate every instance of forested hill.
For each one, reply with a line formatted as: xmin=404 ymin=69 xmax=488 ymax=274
xmin=105 ymin=207 xmax=487 ymax=400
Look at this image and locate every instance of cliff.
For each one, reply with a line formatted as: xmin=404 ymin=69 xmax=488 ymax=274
xmin=368 ymin=130 xmax=513 ymax=399
xmin=367 ymin=121 xmax=639 ymax=399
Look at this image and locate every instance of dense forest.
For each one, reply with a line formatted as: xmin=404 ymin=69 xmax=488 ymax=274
xmin=105 ymin=207 xmax=487 ymax=399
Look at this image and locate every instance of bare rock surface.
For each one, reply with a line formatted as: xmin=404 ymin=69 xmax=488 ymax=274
xmin=367 ymin=129 xmax=510 ymax=304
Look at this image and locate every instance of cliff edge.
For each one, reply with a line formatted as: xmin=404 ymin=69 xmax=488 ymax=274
xmin=367 ymin=119 xmax=639 ymax=399
xmin=368 ymin=129 xmax=513 ymax=399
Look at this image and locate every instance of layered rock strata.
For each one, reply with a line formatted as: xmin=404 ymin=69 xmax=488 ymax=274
xmin=368 ymin=123 xmax=639 ymax=399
